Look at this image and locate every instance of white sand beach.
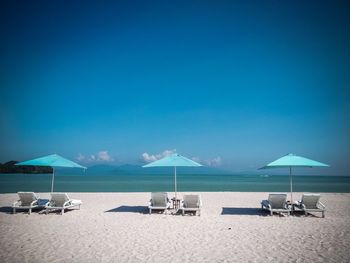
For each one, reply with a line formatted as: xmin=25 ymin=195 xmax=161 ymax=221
xmin=1 ymin=192 xmax=350 ymax=263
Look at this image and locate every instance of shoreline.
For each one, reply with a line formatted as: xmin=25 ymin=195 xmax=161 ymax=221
xmin=2 ymin=174 xmax=350 ymax=193
xmin=1 ymin=192 xmax=350 ymax=262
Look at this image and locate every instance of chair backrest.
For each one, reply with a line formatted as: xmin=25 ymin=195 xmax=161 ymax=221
xmin=301 ymin=194 xmax=320 ymax=209
xmin=18 ymin=192 xmax=38 ymax=206
xmin=151 ymin=192 xmax=168 ymax=207
xmin=268 ymin=194 xmax=287 ymax=209
xmin=50 ymin=193 xmax=70 ymax=207
xmin=183 ymin=195 xmax=200 ymax=208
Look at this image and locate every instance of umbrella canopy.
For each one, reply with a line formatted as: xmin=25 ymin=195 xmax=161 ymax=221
xmin=143 ymin=153 xmax=202 ymax=199
xmin=260 ymin=153 xmax=329 ymax=202
xmin=16 ymin=154 xmax=86 ymax=168
xmin=261 ymin=154 xmax=329 ymax=169
xmin=143 ymin=153 xmax=202 ymax=168
xmin=16 ymin=154 xmax=86 ymax=192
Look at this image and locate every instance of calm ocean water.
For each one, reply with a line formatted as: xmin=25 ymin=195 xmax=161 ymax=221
xmin=0 ymin=173 xmax=349 ymax=193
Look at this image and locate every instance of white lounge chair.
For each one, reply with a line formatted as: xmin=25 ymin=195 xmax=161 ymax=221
xmin=293 ymin=193 xmax=325 ymax=218
xmin=261 ymin=194 xmax=291 ymax=216
xmin=12 ymin=192 xmax=48 ymax=215
xmin=148 ymin=192 xmax=171 ymax=214
xmin=180 ymin=194 xmax=202 ymax=216
xmin=45 ymin=193 xmax=82 ymax=215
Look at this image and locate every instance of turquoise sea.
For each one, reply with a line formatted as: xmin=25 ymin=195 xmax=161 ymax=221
xmin=0 ymin=173 xmax=349 ymax=193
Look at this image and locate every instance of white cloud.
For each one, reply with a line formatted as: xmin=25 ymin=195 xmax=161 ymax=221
xmin=141 ymin=149 xmax=176 ymax=163
xmin=77 ymin=153 xmax=85 ymax=161
xmin=192 ymin=156 xmax=222 ymax=167
xmin=97 ymin=151 xmax=114 ymax=162
xmin=207 ymin=156 xmax=222 ymax=167
xmin=77 ymin=151 xmax=114 ymax=162
xmin=142 ymin=153 xmax=158 ymax=162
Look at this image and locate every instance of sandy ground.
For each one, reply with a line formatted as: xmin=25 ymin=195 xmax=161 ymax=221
xmin=0 ymin=192 xmax=350 ymax=263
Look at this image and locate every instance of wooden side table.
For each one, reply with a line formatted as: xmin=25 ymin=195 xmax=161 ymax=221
xmin=171 ymin=197 xmax=181 ymax=210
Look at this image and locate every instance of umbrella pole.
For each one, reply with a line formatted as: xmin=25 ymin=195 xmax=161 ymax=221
xmin=51 ymin=167 xmax=55 ymax=193
xmin=174 ymin=166 xmax=177 ymax=199
xmin=289 ymin=166 xmax=293 ymax=203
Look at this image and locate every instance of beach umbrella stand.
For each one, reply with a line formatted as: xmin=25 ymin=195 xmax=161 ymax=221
xmin=260 ymin=153 xmax=329 ymax=202
xmin=16 ymin=154 xmax=86 ymax=192
xmin=143 ymin=153 xmax=202 ymax=199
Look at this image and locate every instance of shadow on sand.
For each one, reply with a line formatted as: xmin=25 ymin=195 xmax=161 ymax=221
xmin=221 ymin=207 xmax=321 ymax=218
xmin=290 ymin=210 xmax=320 ymax=218
xmin=0 ymin=206 xmax=48 ymax=215
xmin=0 ymin=206 xmax=13 ymax=214
xmin=105 ymin=205 xmax=149 ymax=214
xmin=221 ymin=207 xmax=266 ymax=216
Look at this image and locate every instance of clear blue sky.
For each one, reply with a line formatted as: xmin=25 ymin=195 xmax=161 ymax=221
xmin=1 ymin=1 xmax=349 ymax=174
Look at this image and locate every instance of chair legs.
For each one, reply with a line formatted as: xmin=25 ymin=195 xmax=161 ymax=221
xmin=302 ymin=210 xmax=325 ymax=218
xmin=181 ymin=210 xmax=201 ymax=216
xmin=12 ymin=207 xmax=36 ymax=215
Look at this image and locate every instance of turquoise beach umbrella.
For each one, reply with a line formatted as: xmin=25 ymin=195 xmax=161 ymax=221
xmin=260 ymin=153 xmax=329 ymax=202
xmin=143 ymin=153 xmax=202 ymax=199
xmin=16 ymin=154 xmax=86 ymax=192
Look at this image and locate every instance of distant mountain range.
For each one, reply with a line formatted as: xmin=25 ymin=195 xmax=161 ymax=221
xmin=0 ymin=161 xmax=53 ymax=174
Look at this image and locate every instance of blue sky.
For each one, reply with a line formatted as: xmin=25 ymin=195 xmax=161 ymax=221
xmin=0 ymin=1 xmax=349 ymax=174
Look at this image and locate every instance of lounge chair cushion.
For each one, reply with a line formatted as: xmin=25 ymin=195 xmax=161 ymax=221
xmin=13 ymin=192 xmax=48 ymax=214
xmin=183 ymin=195 xmax=201 ymax=209
xmin=17 ymin=192 xmax=39 ymax=206
xmin=149 ymin=192 xmax=170 ymax=208
xmin=261 ymin=194 xmax=290 ymax=215
xmin=46 ymin=193 xmax=82 ymax=214
xmin=293 ymin=194 xmax=325 ymax=216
